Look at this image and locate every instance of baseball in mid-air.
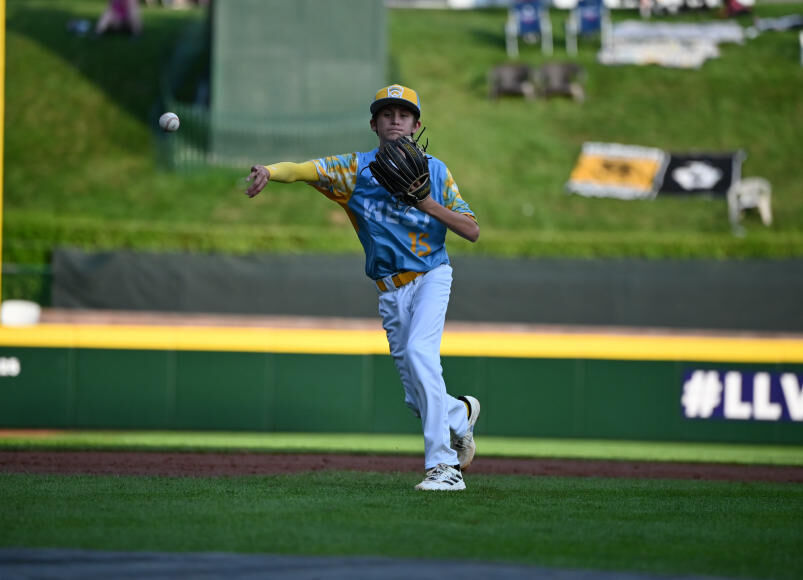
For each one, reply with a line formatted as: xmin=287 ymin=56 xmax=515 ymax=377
xmin=159 ymin=112 xmax=180 ymax=132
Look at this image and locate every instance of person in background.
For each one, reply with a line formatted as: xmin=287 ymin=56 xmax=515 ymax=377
xmin=95 ymin=0 xmax=142 ymax=37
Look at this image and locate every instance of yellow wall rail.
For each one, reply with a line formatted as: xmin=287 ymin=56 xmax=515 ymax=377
xmin=1 ymin=323 xmax=802 ymax=362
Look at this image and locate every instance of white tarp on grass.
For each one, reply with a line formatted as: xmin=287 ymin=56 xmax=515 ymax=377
xmin=610 ymin=20 xmax=745 ymax=44
xmin=598 ymin=20 xmax=744 ymax=68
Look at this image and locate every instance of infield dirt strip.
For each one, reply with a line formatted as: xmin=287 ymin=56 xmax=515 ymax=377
xmin=2 ymin=451 xmax=802 ymax=482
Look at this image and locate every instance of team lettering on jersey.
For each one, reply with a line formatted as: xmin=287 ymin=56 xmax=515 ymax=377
xmin=363 ymin=198 xmax=432 ymax=227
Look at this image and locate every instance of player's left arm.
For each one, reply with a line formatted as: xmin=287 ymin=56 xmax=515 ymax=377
xmin=418 ymin=197 xmax=479 ymax=242
xmin=417 ymin=168 xmax=479 ymax=242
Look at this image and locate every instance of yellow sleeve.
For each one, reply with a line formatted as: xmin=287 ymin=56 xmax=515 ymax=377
xmin=265 ymin=161 xmax=319 ymax=183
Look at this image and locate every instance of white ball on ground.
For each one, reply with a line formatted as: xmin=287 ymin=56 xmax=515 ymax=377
xmin=159 ymin=112 xmax=180 ymax=132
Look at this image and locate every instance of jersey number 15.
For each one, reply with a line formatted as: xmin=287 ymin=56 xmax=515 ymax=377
xmin=408 ymin=232 xmax=431 ymax=257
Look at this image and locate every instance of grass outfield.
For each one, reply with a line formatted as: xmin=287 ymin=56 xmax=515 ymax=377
xmin=2 ymin=432 xmax=802 ymax=578
xmin=2 ymin=472 xmax=802 ymax=580
xmin=1 ymin=430 xmax=802 ymax=466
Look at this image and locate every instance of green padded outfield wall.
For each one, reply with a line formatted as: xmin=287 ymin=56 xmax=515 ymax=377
xmin=1 ymin=325 xmax=801 ymax=444
xmin=50 ymin=250 xmax=803 ymax=333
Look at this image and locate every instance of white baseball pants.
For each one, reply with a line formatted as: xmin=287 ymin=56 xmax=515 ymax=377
xmin=377 ymin=264 xmax=470 ymax=469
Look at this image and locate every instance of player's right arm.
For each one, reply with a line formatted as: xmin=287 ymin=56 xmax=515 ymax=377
xmin=245 ymin=161 xmax=319 ymax=198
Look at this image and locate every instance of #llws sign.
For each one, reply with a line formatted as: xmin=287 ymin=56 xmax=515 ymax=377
xmin=682 ymin=369 xmax=803 ymax=422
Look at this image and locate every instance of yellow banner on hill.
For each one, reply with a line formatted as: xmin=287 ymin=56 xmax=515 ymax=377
xmin=566 ymin=142 xmax=669 ymax=200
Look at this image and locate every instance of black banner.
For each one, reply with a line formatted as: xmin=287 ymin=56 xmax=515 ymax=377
xmin=659 ymin=151 xmax=745 ymax=196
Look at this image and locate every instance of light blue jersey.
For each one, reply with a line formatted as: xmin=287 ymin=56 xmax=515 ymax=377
xmin=310 ymin=150 xmax=475 ymax=280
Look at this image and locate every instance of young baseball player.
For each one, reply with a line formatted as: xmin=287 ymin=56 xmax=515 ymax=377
xmin=244 ymin=84 xmax=480 ymax=491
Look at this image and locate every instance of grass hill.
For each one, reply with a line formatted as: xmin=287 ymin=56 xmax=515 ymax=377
xmin=4 ymin=0 xmax=803 ymax=300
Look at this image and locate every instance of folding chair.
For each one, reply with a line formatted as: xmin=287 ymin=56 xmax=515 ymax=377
xmin=565 ymin=0 xmax=612 ymax=56
xmin=505 ymin=0 xmax=553 ymax=58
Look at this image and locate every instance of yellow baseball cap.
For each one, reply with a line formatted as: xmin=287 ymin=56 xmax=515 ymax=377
xmin=370 ymin=84 xmax=421 ymax=117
